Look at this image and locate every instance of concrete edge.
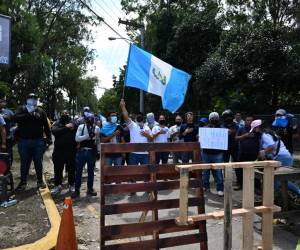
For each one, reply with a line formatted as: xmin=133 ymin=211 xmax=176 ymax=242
xmin=5 ymin=182 xmax=61 ymax=250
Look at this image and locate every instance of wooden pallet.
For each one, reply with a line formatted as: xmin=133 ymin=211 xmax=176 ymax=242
xmin=176 ymin=161 xmax=281 ymax=250
xmin=100 ymin=142 xmax=208 ymax=250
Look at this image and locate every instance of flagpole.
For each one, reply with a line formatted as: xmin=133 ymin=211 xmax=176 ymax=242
xmin=139 ymin=26 xmax=145 ymax=114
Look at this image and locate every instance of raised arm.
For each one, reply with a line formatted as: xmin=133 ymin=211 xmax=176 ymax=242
xmin=120 ymin=99 xmax=129 ymax=122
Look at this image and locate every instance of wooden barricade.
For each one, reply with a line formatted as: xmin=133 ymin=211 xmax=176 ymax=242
xmin=176 ymin=161 xmax=282 ymax=250
xmin=100 ymin=142 xmax=208 ymax=250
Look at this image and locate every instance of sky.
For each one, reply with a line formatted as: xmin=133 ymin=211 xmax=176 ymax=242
xmin=87 ymin=0 xmax=131 ymax=98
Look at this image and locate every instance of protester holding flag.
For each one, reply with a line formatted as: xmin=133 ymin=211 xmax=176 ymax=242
xmin=152 ymin=114 xmax=169 ymax=164
xmin=120 ymin=99 xmax=152 ymax=165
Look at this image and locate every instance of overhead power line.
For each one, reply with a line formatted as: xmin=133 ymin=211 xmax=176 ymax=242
xmin=77 ymin=0 xmax=130 ymax=44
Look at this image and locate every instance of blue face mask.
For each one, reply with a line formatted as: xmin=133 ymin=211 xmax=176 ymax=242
xmin=272 ymin=116 xmax=288 ymax=128
xmin=111 ymin=116 xmax=117 ymax=124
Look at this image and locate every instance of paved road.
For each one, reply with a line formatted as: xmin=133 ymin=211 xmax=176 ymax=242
xmin=44 ymin=148 xmax=300 ymax=250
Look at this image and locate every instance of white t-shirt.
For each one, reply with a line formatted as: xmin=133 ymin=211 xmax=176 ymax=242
xmin=169 ymin=125 xmax=182 ymax=142
xmin=261 ymin=133 xmax=290 ymax=156
xmin=152 ymin=125 xmax=169 ymax=143
xmin=127 ymin=119 xmax=152 ymax=154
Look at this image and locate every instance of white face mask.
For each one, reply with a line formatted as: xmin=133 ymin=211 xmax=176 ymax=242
xmin=111 ymin=116 xmax=117 ymax=123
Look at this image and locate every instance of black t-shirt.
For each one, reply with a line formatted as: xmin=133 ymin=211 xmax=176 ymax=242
xmin=100 ymin=124 xmax=124 ymax=158
xmin=221 ymin=121 xmax=238 ymax=151
xmin=179 ymin=123 xmax=199 ymax=142
xmin=237 ymin=126 xmax=260 ymax=156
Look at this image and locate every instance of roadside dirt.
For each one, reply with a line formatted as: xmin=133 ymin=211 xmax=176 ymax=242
xmin=0 ymin=148 xmax=50 ymax=249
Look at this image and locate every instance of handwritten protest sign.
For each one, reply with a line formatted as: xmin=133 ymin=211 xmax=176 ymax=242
xmin=199 ymin=128 xmax=228 ymax=150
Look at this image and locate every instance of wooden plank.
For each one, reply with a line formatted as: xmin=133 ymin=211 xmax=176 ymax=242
xmin=103 ymin=164 xmax=192 ymax=176
xmin=175 ymin=205 xmax=281 ymax=224
xmin=102 ymin=219 xmax=202 ymax=240
xmin=102 ymin=233 xmax=207 ymax=250
xmin=100 ymin=152 xmax=106 ymax=248
xmin=193 ymin=149 xmax=208 ymax=250
xmin=149 ymin=151 xmax=159 ymax=247
xmin=176 ymin=161 xmax=281 ymax=171
xmin=224 ymin=165 xmax=232 ymax=250
xmin=104 ymin=173 xmax=182 ymax=183
xmin=102 ymin=198 xmax=203 ymax=215
xmin=178 ymin=167 xmax=190 ymax=225
xmin=103 ymin=179 xmax=201 ymax=194
xmin=242 ymin=167 xmax=254 ymax=250
xmin=262 ymin=166 xmax=274 ymax=250
xmin=101 ymin=142 xmax=200 ymax=153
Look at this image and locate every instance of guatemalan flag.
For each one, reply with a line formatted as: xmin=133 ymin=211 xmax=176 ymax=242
xmin=124 ymin=44 xmax=191 ymax=113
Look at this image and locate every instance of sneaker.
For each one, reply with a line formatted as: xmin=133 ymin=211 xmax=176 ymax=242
xmin=51 ymin=185 xmax=62 ymax=195
xmin=71 ymin=190 xmax=80 ymax=198
xmin=37 ymin=181 xmax=46 ymax=189
xmin=217 ymin=191 xmax=224 ymax=197
xmin=203 ymin=188 xmax=210 ymax=192
xmin=15 ymin=181 xmax=27 ymax=192
xmin=69 ymin=185 xmax=75 ymax=193
xmin=86 ymin=189 xmax=97 ymax=196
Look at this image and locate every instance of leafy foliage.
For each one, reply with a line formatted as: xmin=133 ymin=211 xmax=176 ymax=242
xmin=0 ymin=0 xmax=98 ymax=118
xmin=99 ymin=0 xmax=300 ymax=115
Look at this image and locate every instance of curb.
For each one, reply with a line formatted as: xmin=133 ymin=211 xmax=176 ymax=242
xmin=5 ymin=182 xmax=61 ymax=250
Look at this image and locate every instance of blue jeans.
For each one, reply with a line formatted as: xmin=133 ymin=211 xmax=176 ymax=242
xmin=18 ymin=138 xmax=45 ymax=183
xmin=105 ymin=156 xmax=123 ymax=166
xmin=275 ymin=154 xmax=293 ymax=167
xmin=75 ymin=149 xmax=96 ymax=191
xmin=202 ymin=152 xmax=224 ymax=191
xmin=128 ymin=153 xmax=149 ymax=165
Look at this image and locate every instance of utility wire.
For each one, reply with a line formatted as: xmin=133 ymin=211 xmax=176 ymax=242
xmin=77 ymin=0 xmax=131 ymax=44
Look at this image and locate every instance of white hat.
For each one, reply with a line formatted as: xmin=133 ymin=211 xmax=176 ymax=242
xmin=250 ymin=119 xmax=262 ymax=132
xmin=209 ymin=112 xmax=219 ymax=121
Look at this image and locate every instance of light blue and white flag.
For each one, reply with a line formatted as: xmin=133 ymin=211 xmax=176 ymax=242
xmin=124 ymin=44 xmax=191 ymax=113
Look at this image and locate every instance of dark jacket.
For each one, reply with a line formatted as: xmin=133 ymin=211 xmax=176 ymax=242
xmin=14 ymin=106 xmax=51 ymax=140
xmin=52 ymin=118 xmax=77 ymax=150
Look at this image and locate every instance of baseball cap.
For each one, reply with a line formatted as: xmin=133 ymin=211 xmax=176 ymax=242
xmin=250 ymin=119 xmax=262 ymax=132
xmin=209 ymin=112 xmax=219 ymax=121
xmin=199 ymin=117 xmax=208 ymax=123
xmin=275 ymin=109 xmax=286 ymax=116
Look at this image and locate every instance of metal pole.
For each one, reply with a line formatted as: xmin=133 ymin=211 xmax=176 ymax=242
xmin=139 ymin=26 xmax=145 ymax=114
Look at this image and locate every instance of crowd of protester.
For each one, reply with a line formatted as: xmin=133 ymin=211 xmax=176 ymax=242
xmin=1 ymin=94 xmax=298 ymax=200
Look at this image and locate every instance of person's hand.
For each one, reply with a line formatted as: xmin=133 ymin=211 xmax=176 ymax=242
xmin=184 ymin=128 xmax=193 ymax=134
xmin=113 ymin=130 xmax=121 ymax=137
xmin=160 ymin=129 xmax=167 ymax=134
xmin=65 ymin=123 xmax=74 ymax=129
xmin=141 ymin=130 xmax=149 ymax=137
xmin=120 ymin=99 xmax=126 ymax=108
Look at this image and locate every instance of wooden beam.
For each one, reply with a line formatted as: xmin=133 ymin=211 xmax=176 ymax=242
xmin=224 ymin=165 xmax=232 ymax=250
xmin=175 ymin=161 xmax=281 ymax=171
xmin=178 ymin=167 xmax=190 ymax=225
xmin=175 ymin=206 xmax=281 ymax=224
xmin=262 ymin=166 xmax=274 ymax=250
xmin=242 ymin=167 xmax=254 ymax=250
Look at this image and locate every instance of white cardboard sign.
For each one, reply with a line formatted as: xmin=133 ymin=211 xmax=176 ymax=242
xmin=199 ymin=128 xmax=228 ymax=150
